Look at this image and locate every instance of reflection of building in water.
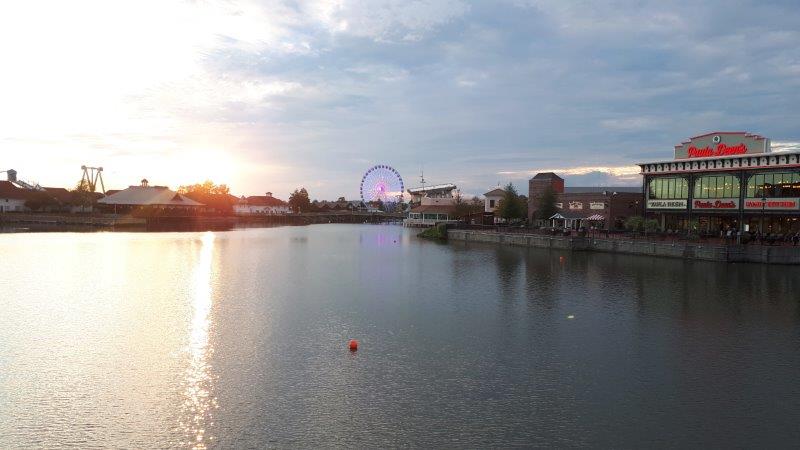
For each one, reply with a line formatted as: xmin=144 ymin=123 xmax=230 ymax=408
xmin=638 ymin=131 xmax=800 ymax=234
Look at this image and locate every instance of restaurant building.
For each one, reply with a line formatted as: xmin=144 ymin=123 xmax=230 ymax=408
xmin=528 ymin=172 xmax=643 ymax=230
xmin=638 ymin=131 xmax=800 ymax=234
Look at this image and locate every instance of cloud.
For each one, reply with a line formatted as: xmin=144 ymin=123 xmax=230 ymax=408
xmin=2 ymin=0 xmax=800 ymax=199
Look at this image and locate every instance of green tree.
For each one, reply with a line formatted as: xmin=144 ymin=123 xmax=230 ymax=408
xmin=624 ymin=216 xmax=644 ymax=232
xmin=289 ymin=187 xmax=311 ymax=213
xmin=178 ymin=180 xmax=234 ymax=214
xmin=70 ymin=180 xmax=95 ymax=212
xmin=536 ymin=186 xmax=557 ymax=222
xmin=453 ymin=191 xmax=483 ymax=219
xmin=178 ymin=180 xmax=230 ymax=196
xmin=497 ymin=183 xmax=524 ymax=221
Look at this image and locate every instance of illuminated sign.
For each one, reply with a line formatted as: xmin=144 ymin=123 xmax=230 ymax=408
xmin=647 ymin=199 xmax=687 ymax=209
xmin=687 ymin=143 xmax=748 ymax=158
xmin=589 ymin=202 xmax=605 ymax=210
xmin=674 ymin=132 xmax=770 ymax=159
xmin=569 ymin=201 xmax=583 ymax=210
xmin=743 ymin=198 xmax=799 ymax=210
xmin=692 ymin=199 xmax=739 ymax=210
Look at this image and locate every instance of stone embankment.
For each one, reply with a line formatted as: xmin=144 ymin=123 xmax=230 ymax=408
xmin=447 ymin=229 xmax=800 ymax=264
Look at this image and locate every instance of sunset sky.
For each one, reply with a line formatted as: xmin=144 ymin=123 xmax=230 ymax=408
xmin=2 ymin=0 xmax=799 ymax=199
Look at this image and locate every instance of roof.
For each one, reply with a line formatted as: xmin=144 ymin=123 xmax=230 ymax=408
xmin=564 ymin=186 xmax=642 ymax=194
xmin=0 ymin=181 xmax=30 ymax=199
xmin=533 ymin=172 xmax=563 ymax=180
xmin=241 ymin=195 xmax=287 ymax=206
xmin=410 ymin=204 xmax=457 ymax=214
xmin=43 ymin=187 xmax=72 ymax=203
xmin=97 ymin=186 xmax=204 ymax=206
xmin=549 ymin=211 xmax=590 ymax=220
xmin=407 ymin=183 xmax=457 ymax=194
xmin=484 ymin=188 xmax=505 ymax=197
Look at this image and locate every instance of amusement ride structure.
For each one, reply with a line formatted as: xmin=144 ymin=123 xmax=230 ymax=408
xmin=360 ymin=165 xmax=404 ymax=208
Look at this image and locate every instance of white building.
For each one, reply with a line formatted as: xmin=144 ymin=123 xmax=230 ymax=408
xmin=233 ymin=192 xmax=291 ymax=215
xmin=0 ymin=181 xmax=29 ymax=212
xmin=484 ymin=188 xmax=505 ymax=213
xmin=407 ymin=183 xmax=457 ymax=204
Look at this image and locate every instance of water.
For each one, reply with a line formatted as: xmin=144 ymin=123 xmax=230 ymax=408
xmin=1 ymin=224 xmax=799 ymax=448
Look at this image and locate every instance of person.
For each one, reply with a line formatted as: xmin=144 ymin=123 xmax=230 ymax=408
xmin=794 ymin=231 xmax=800 ymax=247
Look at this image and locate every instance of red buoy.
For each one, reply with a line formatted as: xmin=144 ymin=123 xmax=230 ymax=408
xmin=348 ymin=339 xmax=359 ymax=351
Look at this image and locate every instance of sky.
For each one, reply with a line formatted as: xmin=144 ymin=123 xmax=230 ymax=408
xmin=1 ymin=0 xmax=799 ymax=200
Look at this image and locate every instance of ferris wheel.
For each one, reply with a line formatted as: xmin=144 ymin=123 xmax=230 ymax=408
xmin=360 ymin=165 xmax=404 ymax=206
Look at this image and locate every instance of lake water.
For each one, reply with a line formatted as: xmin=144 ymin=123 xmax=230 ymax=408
xmin=1 ymin=224 xmax=799 ymax=448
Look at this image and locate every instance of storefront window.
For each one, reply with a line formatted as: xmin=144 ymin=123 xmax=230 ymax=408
xmin=693 ymin=175 xmax=740 ymax=199
xmin=745 ymin=172 xmax=800 ymax=198
xmin=648 ymin=177 xmax=688 ymax=199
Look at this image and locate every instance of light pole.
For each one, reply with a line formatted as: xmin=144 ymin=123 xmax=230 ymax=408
xmin=761 ymin=196 xmax=766 ymax=241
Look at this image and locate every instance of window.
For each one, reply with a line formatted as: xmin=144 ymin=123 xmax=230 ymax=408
xmin=489 ymin=199 xmax=495 ymax=208
xmin=648 ymin=177 xmax=688 ymax=199
xmin=746 ymin=172 xmax=800 ymax=198
xmin=693 ymin=175 xmax=740 ymax=199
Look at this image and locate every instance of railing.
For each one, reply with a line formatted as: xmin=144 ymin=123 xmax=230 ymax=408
xmin=448 ymin=223 xmax=800 ymax=247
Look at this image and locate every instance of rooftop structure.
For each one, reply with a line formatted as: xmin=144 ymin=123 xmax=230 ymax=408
xmin=98 ymin=180 xmax=203 ymax=207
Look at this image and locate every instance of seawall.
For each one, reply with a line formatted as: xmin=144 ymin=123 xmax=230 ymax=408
xmin=447 ymin=230 xmax=800 ymax=265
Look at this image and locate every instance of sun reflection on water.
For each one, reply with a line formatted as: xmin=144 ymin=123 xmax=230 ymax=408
xmin=180 ymin=232 xmax=217 ymax=449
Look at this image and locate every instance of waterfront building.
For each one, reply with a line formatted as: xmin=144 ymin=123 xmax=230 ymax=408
xmin=234 ymin=192 xmax=291 ymax=215
xmin=404 ymin=196 xmax=458 ymax=227
xmin=528 ymin=172 xmax=643 ymax=230
xmin=0 ymin=180 xmax=29 ymax=212
xmin=484 ymin=187 xmax=504 ymax=212
xmin=97 ymin=179 xmax=204 ymax=213
xmin=407 ymin=183 xmax=457 ymax=205
xmin=637 ymin=131 xmax=800 ymax=234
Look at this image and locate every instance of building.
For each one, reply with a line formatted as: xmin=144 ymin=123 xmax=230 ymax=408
xmin=484 ymin=188 xmax=505 ymax=213
xmin=234 ymin=192 xmax=290 ymax=215
xmin=638 ymin=131 xmax=800 ymax=234
xmin=97 ymin=179 xmax=204 ymax=213
xmin=404 ymin=196 xmax=458 ymax=227
xmin=407 ymin=183 xmax=457 ymax=204
xmin=528 ymin=172 xmax=643 ymax=230
xmin=0 ymin=180 xmax=29 ymax=212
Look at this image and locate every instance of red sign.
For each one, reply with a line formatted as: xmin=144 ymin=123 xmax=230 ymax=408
xmin=687 ymin=143 xmax=748 ymax=158
xmin=743 ymin=199 xmax=799 ymax=210
xmin=693 ymin=199 xmax=738 ymax=210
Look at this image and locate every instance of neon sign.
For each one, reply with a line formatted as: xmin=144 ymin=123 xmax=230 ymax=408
xmin=687 ymin=143 xmax=748 ymax=158
xmin=692 ymin=199 xmax=738 ymax=210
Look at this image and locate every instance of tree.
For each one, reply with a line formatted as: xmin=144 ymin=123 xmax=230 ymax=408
xmin=624 ymin=216 xmax=644 ymax=232
xmin=454 ymin=191 xmax=483 ymax=219
xmin=536 ymin=186 xmax=558 ymax=222
xmin=497 ymin=183 xmax=524 ymax=221
xmin=178 ymin=180 xmax=234 ymax=214
xmin=289 ymin=188 xmax=311 ymax=213
xmin=70 ymin=180 xmax=95 ymax=212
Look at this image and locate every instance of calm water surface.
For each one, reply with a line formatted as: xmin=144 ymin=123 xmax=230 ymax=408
xmin=1 ymin=224 xmax=799 ymax=448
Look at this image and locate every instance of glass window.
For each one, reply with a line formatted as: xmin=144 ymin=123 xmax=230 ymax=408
xmin=694 ymin=175 xmax=740 ymax=199
xmin=649 ymin=177 xmax=688 ymax=199
xmin=745 ymin=172 xmax=800 ymax=198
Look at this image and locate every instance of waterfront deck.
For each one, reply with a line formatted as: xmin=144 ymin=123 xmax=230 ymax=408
xmin=448 ymin=229 xmax=800 ymax=265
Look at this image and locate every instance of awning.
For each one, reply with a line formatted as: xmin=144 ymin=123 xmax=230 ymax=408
xmin=587 ymin=214 xmax=605 ymax=221
xmin=549 ymin=213 xmax=566 ymax=220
